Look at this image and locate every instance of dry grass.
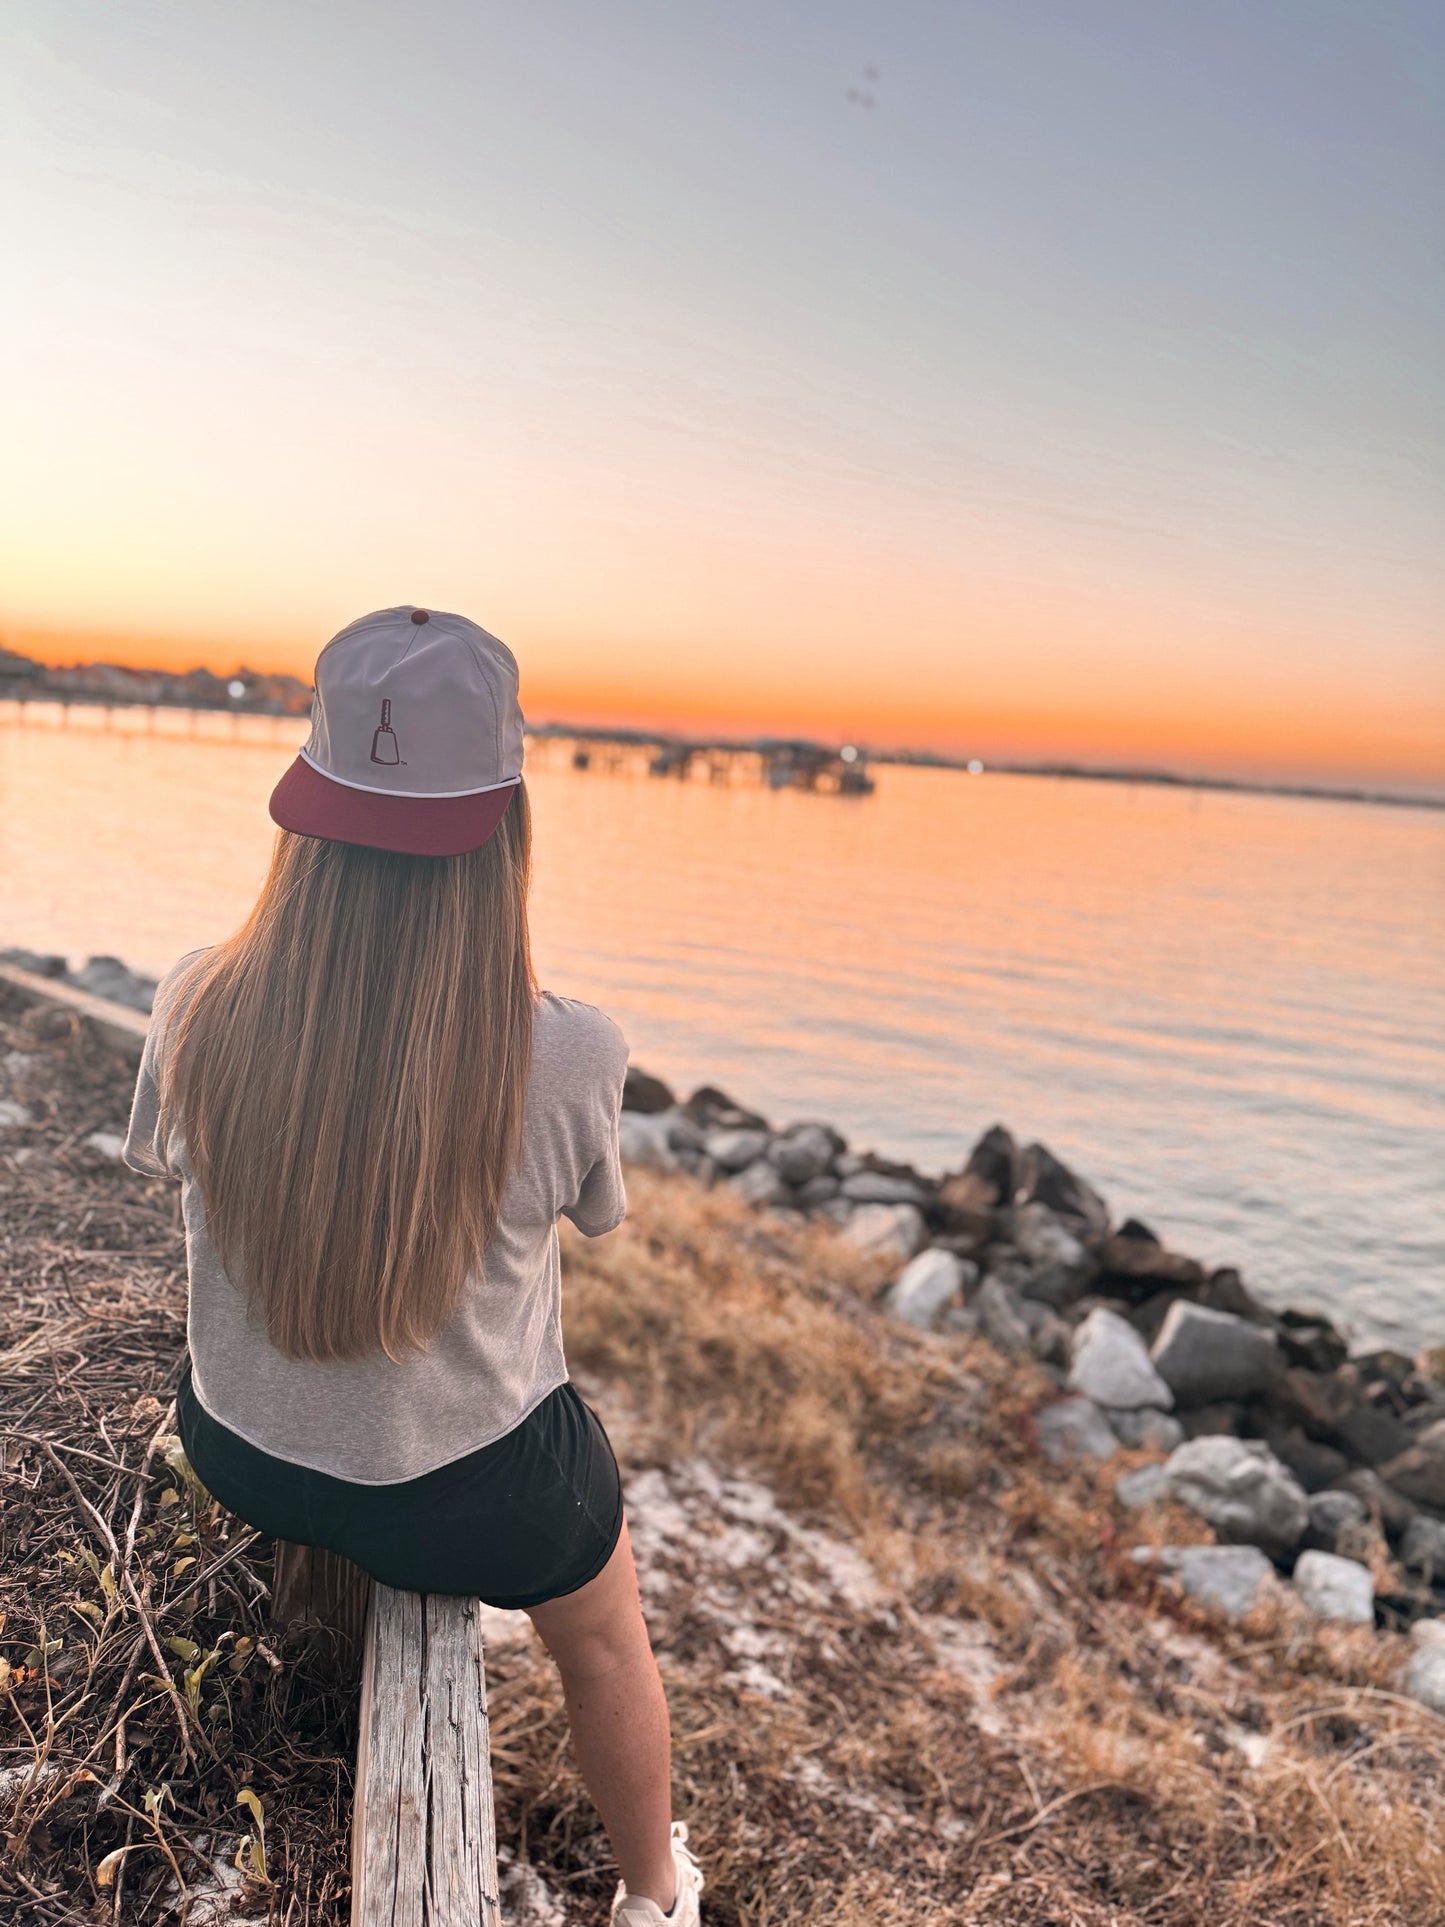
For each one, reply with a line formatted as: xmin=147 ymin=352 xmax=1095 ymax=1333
xmin=556 ymin=1171 xmax=1445 ymax=1925
xmin=2 ymin=987 xmax=1443 ymax=1924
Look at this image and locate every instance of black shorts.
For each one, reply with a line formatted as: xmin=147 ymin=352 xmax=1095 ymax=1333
xmin=175 ymin=1357 xmax=625 ymax=1608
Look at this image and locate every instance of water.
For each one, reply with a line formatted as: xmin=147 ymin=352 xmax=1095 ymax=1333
xmin=4 ymin=702 xmax=1442 ymax=1350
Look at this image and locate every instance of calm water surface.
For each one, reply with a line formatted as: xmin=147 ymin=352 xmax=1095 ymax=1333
xmin=4 ymin=704 xmax=1442 ymax=1350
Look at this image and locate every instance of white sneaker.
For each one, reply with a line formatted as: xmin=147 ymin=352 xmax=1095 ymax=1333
xmin=609 ymin=1821 xmax=705 ymax=1926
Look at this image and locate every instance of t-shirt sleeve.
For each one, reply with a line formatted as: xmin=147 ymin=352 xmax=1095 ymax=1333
xmin=121 ymin=950 xmax=208 ymax=1181
xmin=560 ymin=1013 xmax=629 ymax=1237
xmin=122 ymin=1016 xmax=172 ymax=1178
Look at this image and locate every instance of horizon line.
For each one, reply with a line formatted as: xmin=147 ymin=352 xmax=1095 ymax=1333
xmin=4 ymin=680 xmax=1443 ymax=815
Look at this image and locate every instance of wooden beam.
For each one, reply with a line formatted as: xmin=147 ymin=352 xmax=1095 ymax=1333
xmin=353 ymin=1585 xmax=502 ymax=1927
xmin=351 ymin=1586 xmax=426 ymax=1924
xmin=0 ymin=962 xmax=150 ymax=1057
xmin=269 ymin=1544 xmax=501 ymax=1925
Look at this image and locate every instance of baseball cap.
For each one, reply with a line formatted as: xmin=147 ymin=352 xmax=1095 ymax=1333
xmin=269 ymin=606 xmax=525 ymax=857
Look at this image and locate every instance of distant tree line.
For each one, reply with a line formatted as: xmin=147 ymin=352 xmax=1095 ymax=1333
xmin=0 ymin=645 xmax=312 ymax=715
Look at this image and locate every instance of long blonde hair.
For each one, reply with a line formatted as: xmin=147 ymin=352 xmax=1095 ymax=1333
xmin=160 ymin=783 xmax=537 ymax=1364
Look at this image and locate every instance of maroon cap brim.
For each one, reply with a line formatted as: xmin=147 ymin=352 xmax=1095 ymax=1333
xmin=269 ymin=755 xmax=516 ymax=857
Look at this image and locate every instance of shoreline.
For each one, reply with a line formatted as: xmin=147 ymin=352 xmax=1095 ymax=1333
xmin=2 ymin=943 xmax=1434 ymax=1348
xmin=2 ymin=947 xmax=1442 ymax=1649
xmin=616 ymin=1064 xmax=1445 ymax=1631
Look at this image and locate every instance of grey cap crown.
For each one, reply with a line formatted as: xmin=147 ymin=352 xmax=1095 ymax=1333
xmin=303 ymin=606 xmax=524 ymax=799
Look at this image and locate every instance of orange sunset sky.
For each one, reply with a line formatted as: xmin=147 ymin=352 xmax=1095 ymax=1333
xmin=3 ymin=4 xmax=1442 ymax=793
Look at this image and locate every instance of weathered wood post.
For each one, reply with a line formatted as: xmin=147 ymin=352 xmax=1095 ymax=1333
xmin=270 ymin=1544 xmax=502 ymax=1926
xmin=269 ymin=1541 xmax=372 ymax=1659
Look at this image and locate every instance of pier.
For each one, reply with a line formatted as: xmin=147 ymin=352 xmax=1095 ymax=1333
xmin=0 ymin=698 xmax=877 ymax=795
xmin=533 ymin=724 xmax=875 ymax=794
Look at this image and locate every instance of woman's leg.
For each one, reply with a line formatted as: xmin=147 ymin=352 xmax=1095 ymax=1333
xmin=525 ymin=1516 xmax=677 ymax=1911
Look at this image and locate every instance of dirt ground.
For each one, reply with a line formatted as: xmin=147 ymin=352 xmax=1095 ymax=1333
xmin=2 ymin=984 xmax=1443 ymax=1925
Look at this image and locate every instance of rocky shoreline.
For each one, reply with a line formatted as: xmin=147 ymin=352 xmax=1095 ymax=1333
xmin=7 ymin=947 xmax=1442 ymax=1704
xmin=618 ymin=1064 xmax=1445 ymax=1696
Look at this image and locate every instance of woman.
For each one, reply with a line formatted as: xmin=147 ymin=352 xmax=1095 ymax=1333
xmin=123 ymin=605 xmax=704 ymax=1927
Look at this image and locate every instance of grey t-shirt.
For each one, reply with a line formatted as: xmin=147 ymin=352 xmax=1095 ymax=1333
xmin=123 ymin=951 xmax=629 ymax=1484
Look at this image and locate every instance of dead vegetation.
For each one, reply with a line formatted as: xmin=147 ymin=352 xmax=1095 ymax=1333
xmin=2 ymin=984 xmax=1443 ymax=1924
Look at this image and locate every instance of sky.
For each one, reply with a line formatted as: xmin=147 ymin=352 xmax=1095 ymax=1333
xmin=1 ymin=1 xmax=1442 ymax=791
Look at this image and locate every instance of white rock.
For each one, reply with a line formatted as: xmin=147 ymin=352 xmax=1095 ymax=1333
xmin=7 ymin=1147 xmax=52 ymax=1170
xmin=885 ymin=1249 xmax=971 ymax=1330
xmin=704 ymin=1127 xmax=772 ymax=1172
xmin=1068 ymin=1308 xmax=1174 ymax=1412
xmin=82 ymin=1130 xmax=127 ymax=1160
xmin=1012 ymin=1201 xmax=1088 ymax=1270
xmin=1108 ymin=1408 xmax=1185 ymax=1452
xmin=1035 ymin=1394 xmax=1119 ymax=1466
xmin=839 ymin=1170 xmax=932 ymax=1207
xmin=1410 ymin=1626 xmax=1445 ymax=1718
xmin=1152 ymin=1545 xmax=1276 ymax=1619
xmin=1177 ymin=1546 xmax=1275 ymax=1618
xmin=840 ymin=1202 xmax=927 ymax=1262
xmin=0 ymin=1762 xmax=68 ymax=1806
xmin=1163 ymin=1436 xmax=1309 ymax=1554
xmin=1150 ymin=1301 xmax=1277 ymax=1405
xmin=617 ymin=1112 xmax=677 ymax=1172
xmin=975 ymin=1276 xmax=1031 ymax=1354
xmin=728 ymin=1159 xmax=789 ymax=1207
xmin=766 ymin=1125 xmax=836 ymax=1185
xmin=497 ymin=1850 xmax=568 ymax=1927
xmin=1116 ymin=1463 xmax=1170 ymax=1508
xmin=0 ymin=1100 xmax=33 ymax=1129
xmin=1291 ymin=1550 xmax=1375 ymax=1625
xmin=156 ymin=1839 xmax=255 ymax=1927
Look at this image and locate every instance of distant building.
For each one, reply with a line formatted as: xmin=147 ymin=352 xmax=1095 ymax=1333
xmin=241 ymin=671 xmax=313 ymax=715
xmin=0 ymin=647 xmax=313 ymax=715
xmin=48 ymin=661 xmax=168 ymax=702
xmin=157 ymin=665 xmax=312 ymax=714
xmin=0 ymin=647 xmax=44 ymax=689
xmin=159 ymin=666 xmax=230 ymax=706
